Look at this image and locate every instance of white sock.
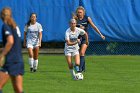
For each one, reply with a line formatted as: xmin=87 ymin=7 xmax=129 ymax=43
xmin=70 ymin=69 xmax=76 ymax=79
xmin=33 ymin=59 xmax=38 ymax=70
xmin=29 ymin=58 xmax=34 ymax=68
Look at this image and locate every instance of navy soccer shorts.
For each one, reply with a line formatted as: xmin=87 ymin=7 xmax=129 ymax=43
xmin=0 ymin=62 xmax=24 ymax=76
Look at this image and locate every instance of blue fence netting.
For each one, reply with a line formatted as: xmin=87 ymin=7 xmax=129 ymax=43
xmin=0 ymin=0 xmax=140 ymax=55
xmin=0 ymin=0 xmax=79 ymax=42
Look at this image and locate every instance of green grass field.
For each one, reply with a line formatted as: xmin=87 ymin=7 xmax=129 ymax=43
xmin=3 ymin=55 xmax=140 ymax=93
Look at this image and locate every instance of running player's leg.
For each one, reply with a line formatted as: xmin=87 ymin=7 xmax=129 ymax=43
xmin=11 ymin=75 xmax=23 ymax=93
xmin=65 ymin=54 xmax=76 ymax=79
xmin=27 ymin=47 xmax=34 ymax=72
xmin=80 ymin=44 xmax=88 ymax=72
xmin=74 ymin=52 xmax=80 ymax=72
xmin=0 ymin=71 xmax=10 ymax=93
xmin=33 ymin=46 xmax=39 ymax=72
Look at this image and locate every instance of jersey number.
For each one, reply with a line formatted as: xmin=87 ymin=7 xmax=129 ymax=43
xmin=16 ymin=27 xmax=21 ymax=37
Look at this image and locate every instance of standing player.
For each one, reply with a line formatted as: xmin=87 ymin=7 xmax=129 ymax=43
xmin=73 ymin=6 xmax=105 ymax=72
xmin=0 ymin=7 xmax=24 ymax=93
xmin=24 ymin=13 xmax=43 ymax=72
xmin=64 ymin=19 xmax=88 ymax=80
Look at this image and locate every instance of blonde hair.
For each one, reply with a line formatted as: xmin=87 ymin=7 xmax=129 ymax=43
xmin=69 ymin=18 xmax=77 ymax=23
xmin=0 ymin=7 xmax=17 ymax=29
xmin=72 ymin=13 xmax=78 ymax=20
xmin=76 ymin=6 xmax=85 ymax=15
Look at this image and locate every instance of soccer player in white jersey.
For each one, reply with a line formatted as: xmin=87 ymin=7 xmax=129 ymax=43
xmin=64 ymin=19 xmax=88 ymax=80
xmin=24 ymin=13 xmax=43 ymax=72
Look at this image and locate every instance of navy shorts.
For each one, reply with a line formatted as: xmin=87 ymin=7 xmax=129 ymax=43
xmin=0 ymin=62 xmax=24 ymax=76
xmin=79 ymin=35 xmax=87 ymax=47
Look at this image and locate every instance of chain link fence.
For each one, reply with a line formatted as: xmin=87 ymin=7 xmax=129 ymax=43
xmin=40 ymin=42 xmax=140 ymax=55
xmin=86 ymin=42 xmax=140 ymax=55
xmin=1 ymin=42 xmax=139 ymax=55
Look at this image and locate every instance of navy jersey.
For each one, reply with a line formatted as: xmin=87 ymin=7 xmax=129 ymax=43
xmin=76 ymin=15 xmax=89 ymax=32
xmin=2 ymin=24 xmax=23 ymax=64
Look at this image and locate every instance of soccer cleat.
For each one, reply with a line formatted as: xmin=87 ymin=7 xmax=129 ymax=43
xmin=33 ymin=69 xmax=37 ymax=72
xmin=30 ymin=68 xmax=33 ymax=72
xmin=82 ymin=69 xmax=85 ymax=72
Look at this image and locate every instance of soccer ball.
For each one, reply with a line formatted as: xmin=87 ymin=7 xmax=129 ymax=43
xmin=75 ymin=73 xmax=84 ymax=80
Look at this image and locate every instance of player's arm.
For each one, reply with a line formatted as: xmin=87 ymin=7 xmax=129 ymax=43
xmin=80 ymin=29 xmax=89 ymax=45
xmin=65 ymin=30 xmax=79 ymax=46
xmin=1 ymin=35 xmax=14 ymax=56
xmin=0 ymin=35 xmax=14 ymax=66
xmin=39 ymin=32 xmax=42 ymax=47
xmin=66 ymin=39 xmax=79 ymax=46
xmin=88 ymin=17 xmax=105 ymax=40
xmin=38 ymin=24 xmax=43 ymax=47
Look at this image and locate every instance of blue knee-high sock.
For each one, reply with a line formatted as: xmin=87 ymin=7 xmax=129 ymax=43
xmin=80 ymin=56 xmax=85 ymax=71
xmin=82 ymin=59 xmax=85 ymax=71
xmin=82 ymin=56 xmax=85 ymax=71
xmin=75 ymin=65 xmax=80 ymax=72
xmin=0 ymin=90 xmax=2 ymax=93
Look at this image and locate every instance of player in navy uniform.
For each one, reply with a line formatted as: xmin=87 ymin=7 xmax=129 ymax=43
xmin=0 ymin=7 xmax=24 ymax=93
xmin=73 ymin=6 xmax=105 ymax=72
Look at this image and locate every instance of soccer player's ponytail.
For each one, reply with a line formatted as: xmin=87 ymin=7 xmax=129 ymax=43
xmin=26 ymin=20 xmax=31 ymax=27
xmin=72 ymin=13 xmax=78 ymax=20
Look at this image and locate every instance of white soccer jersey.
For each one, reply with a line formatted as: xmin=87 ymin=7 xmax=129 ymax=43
xmin=24 ymin=22 xmax=43 ymax=45
xmin=64 ymin=27 xmax=85 ymax=52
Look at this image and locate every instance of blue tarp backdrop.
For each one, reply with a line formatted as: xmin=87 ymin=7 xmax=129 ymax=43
xmin=0 ymin=0 xmax=140 ymax=42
